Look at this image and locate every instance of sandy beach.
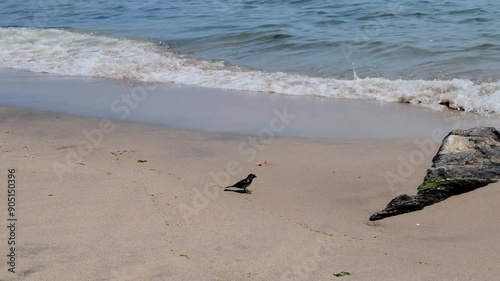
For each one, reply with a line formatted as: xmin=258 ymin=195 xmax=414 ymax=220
xmin=1 ymin=104 xmax=499 ymax=281
xmin=2 ymin=1 xmax=500 ymax=279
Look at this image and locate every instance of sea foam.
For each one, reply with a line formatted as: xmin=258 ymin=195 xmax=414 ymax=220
xmin=1 ymin=27 xmax=499 ymax=115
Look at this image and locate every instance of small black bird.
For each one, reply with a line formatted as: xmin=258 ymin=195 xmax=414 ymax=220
xmin=225 ymin=174 xmax=257 ymax=194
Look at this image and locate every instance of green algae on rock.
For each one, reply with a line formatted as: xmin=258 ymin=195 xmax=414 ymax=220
xmin=370 ymin=127 xmax=500 ymax=221
xmin=417 ymin=179 xmax=497 ymax=192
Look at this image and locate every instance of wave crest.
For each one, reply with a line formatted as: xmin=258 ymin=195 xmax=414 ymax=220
xmin=1 ymin=27 xmax=499 ymax=115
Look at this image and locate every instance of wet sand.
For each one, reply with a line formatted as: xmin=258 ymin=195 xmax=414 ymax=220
xmin=2 ymin=70 xmax=499 ymax=139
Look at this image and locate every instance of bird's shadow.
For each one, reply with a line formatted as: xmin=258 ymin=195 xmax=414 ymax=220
xmin=223 ymin=188 xmax=249 ymax=194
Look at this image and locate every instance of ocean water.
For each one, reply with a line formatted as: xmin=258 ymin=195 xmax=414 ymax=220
xmin=1 ymin=0 xmax=500 ymax=114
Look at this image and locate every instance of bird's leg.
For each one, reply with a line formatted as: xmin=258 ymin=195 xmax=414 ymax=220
xmin=245 ymin=188 xmax=252 ymax=194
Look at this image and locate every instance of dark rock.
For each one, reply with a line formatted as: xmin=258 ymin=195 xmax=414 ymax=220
xmin=421 ymin=127 xmax=500 ymax=186
xmin=369 ymin=194 xmax=423 ymax=221
xmin=370 ymin=127 xmax=500 ymax=221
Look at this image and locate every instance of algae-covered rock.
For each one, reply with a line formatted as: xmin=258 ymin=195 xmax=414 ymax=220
xmin=370 ymin=127 xmax=500 ymax=221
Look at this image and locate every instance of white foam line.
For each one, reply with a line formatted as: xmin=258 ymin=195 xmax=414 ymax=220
xmin=1 ymin=27 xmax=499 ymax=115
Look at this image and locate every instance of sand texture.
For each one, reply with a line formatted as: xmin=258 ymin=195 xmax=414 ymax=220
xmin=0 ymin=106 xmax=499 ymax=281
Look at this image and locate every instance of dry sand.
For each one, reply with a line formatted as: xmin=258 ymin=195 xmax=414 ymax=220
xmin=0 ymin=106 xmax=499 ymax=281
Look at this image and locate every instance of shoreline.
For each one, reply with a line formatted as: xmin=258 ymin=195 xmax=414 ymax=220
xmin=2 ymin=69 xmax=499 ymax=140
xmin=1 ymin=105 xmax=499 ymax=280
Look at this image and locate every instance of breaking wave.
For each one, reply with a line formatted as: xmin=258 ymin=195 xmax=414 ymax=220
xmin=1 ymin=27 xmax=499 ymax=115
